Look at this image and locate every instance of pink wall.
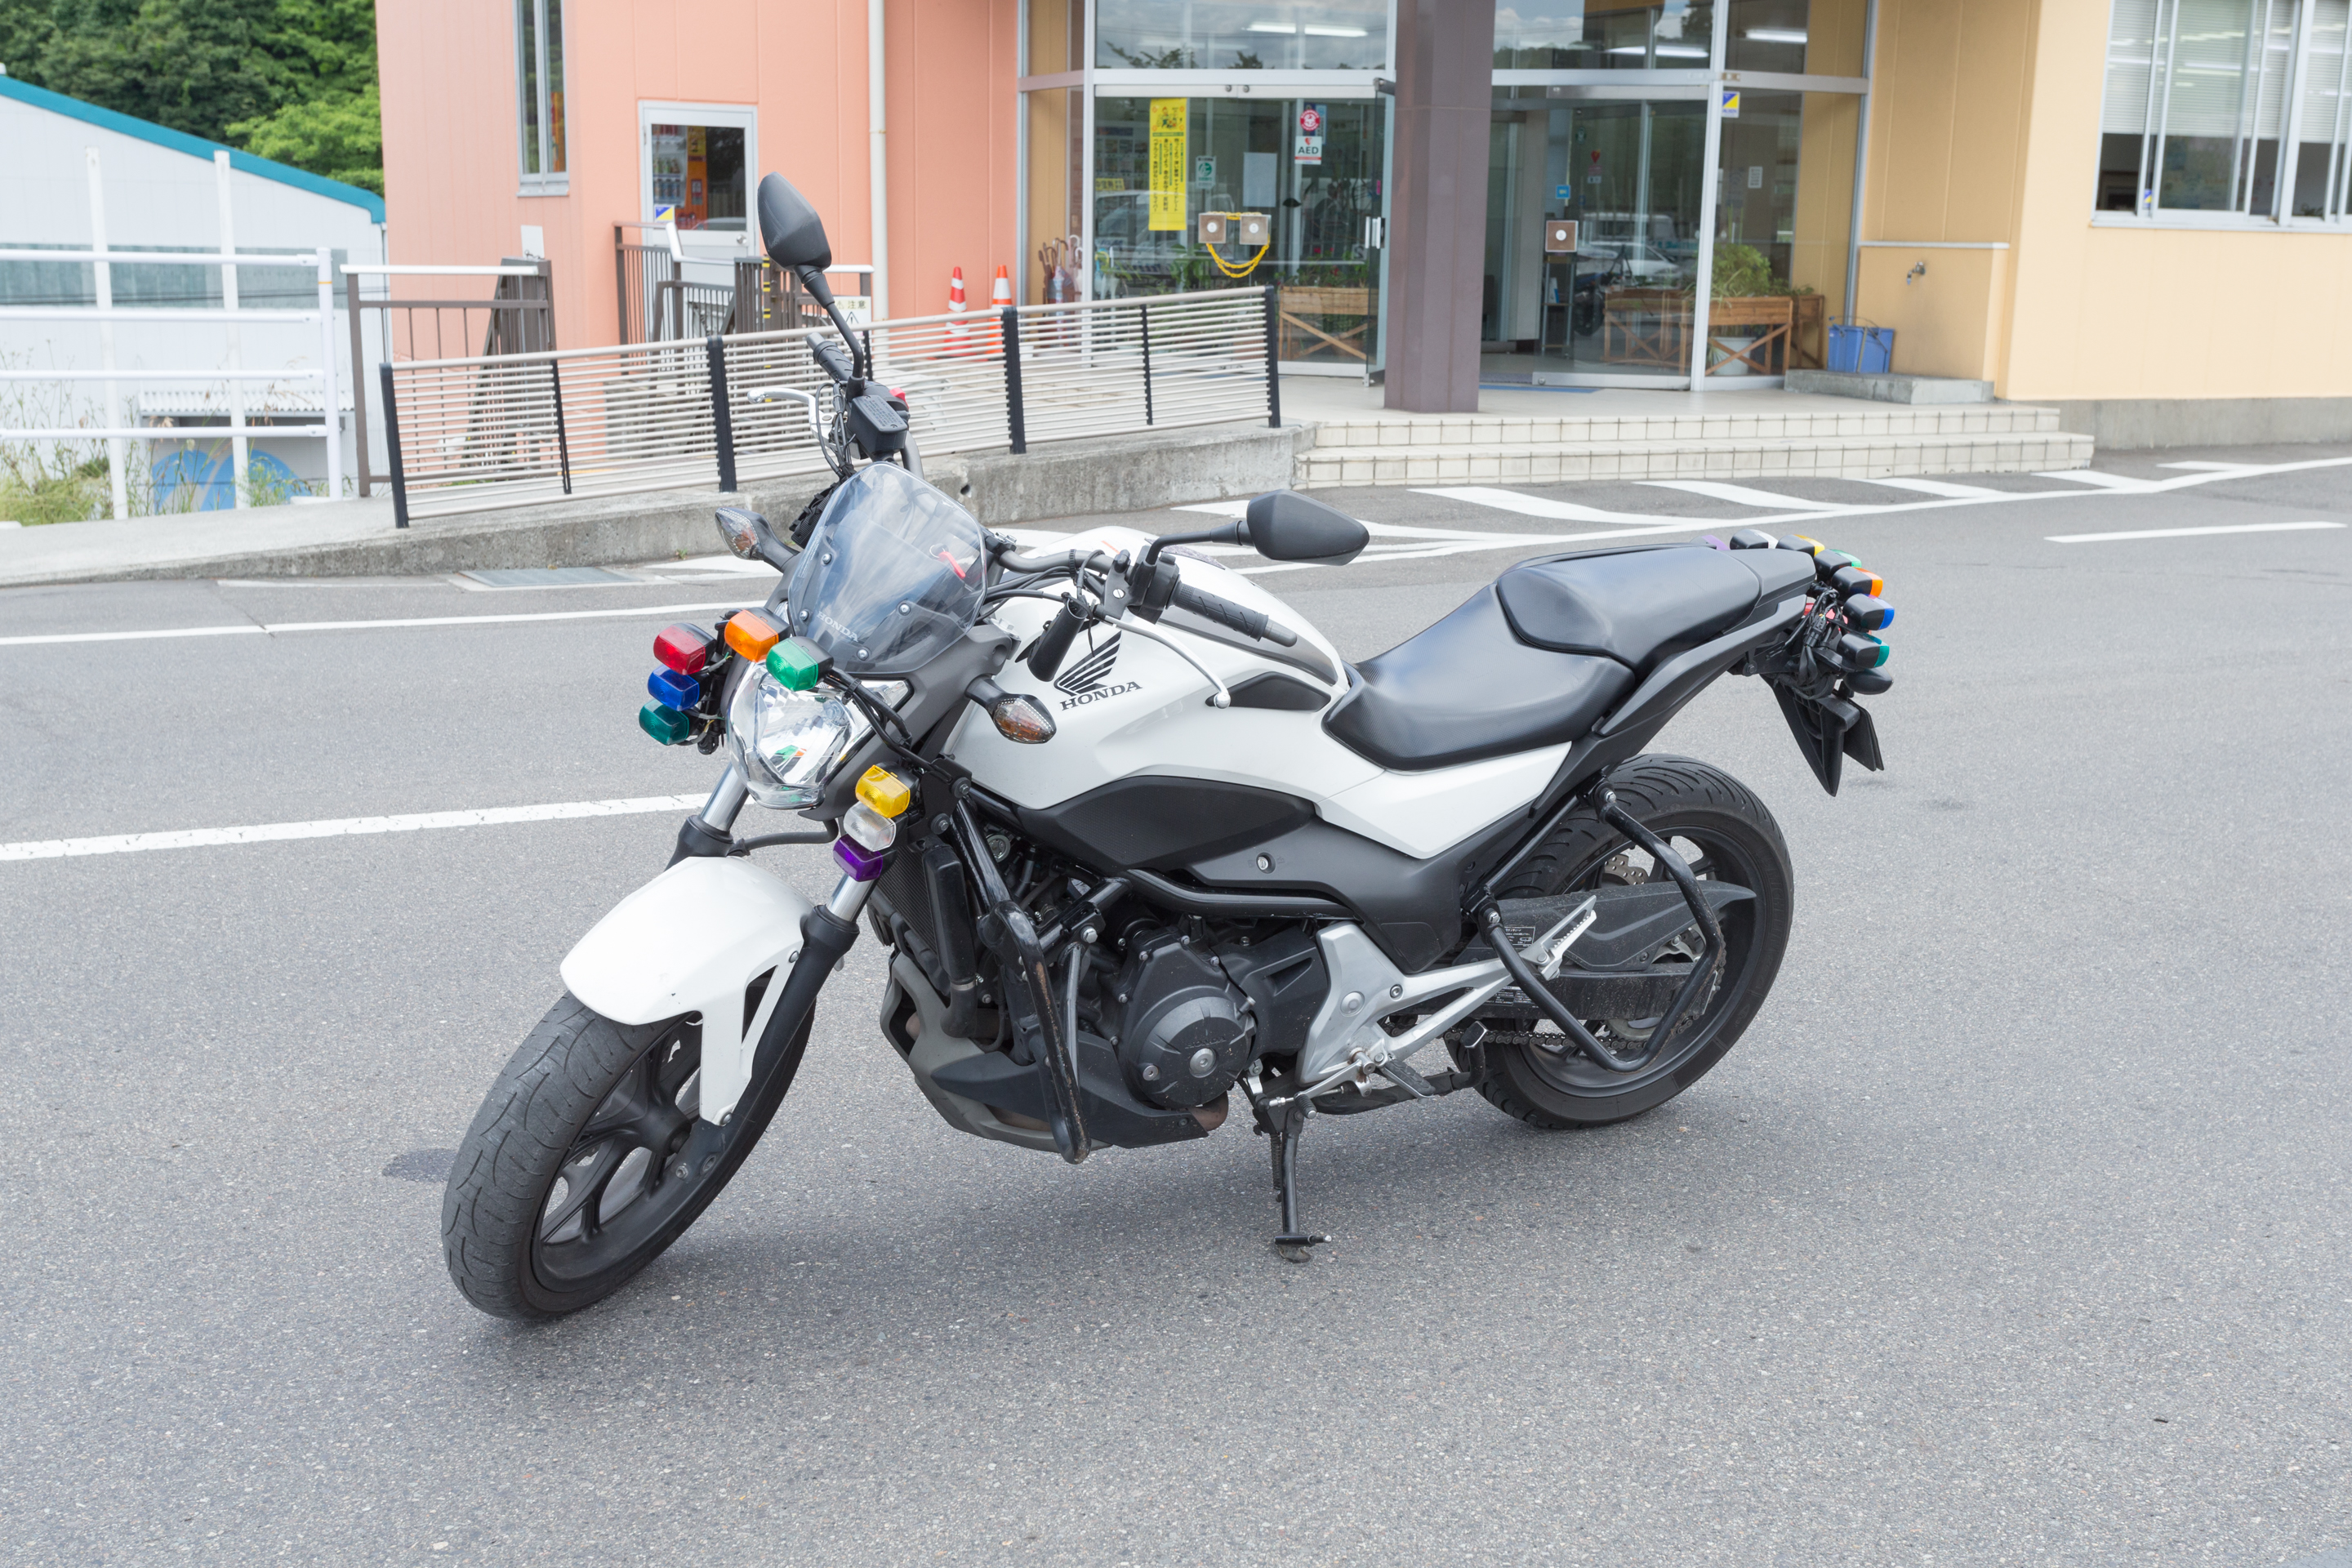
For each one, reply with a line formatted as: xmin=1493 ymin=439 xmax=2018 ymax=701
xmin=376 ymin=0 xmax=1019 ymax=350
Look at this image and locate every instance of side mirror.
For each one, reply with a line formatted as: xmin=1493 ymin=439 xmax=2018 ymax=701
xmin=758 ymin=172 xmax=833 ymax=273
xmin=1242 ymin=491 xmax=1369 ymax=565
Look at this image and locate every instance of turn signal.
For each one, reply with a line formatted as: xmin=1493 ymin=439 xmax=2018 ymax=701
xmin=989 ymin=694 xmax=1057 ymax=745
xmin=764 ymin=638 xmax=823 ymax=691
xmin=638 ymin=703 xmax=694 ymax=745
xmin=1831 ymin=564 xmax=1885 ymax=598
xmin=653 ymin=622 xmax=717 ymax=675
xmin=856 ymin=765 xmax=913 ymax=818
xmin=724 ymin=610 xmax=784 ymax=661
xmin=1844 ymin=594 xmax=1894 ymax=631
xmin=647 ymin=668 xmax=700 ymax=710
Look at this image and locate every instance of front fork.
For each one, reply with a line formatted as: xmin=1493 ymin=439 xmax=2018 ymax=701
xmin=670 ymin=766 xmax=880 ymax=1169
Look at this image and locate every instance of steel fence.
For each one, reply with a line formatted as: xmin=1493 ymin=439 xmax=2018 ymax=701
xmin=381 ymin=286 xmax=1279 ymax=524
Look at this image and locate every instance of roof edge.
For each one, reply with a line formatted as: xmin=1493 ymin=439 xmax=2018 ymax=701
xmin=0 ymin=74 xmax=386 ymax=225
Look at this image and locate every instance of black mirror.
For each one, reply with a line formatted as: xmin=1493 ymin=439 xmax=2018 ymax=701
xmin=758 ymin=173 xmax=832 ymax=272
xmin=1242 ymin=491 xmax=1369 ymax=565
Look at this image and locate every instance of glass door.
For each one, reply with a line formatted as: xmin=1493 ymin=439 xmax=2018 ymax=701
xmin=1498 ymin=91 xmax=1707 ymax=383
xmin=1090 ymin=94 xmax=1386 ymax=372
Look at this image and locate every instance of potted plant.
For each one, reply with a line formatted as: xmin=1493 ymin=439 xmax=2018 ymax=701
xmin=1699 ymin=242 xmax=1809 ymax=376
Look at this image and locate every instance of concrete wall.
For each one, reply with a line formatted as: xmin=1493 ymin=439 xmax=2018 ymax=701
xmin=1853 ymin=0 xmax=2352 ymax=416
xmin=376 ymin=0 xmax=1021 ymax=350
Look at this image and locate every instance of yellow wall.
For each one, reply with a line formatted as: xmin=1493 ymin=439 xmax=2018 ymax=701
xmin=1855 ymin=0 xmax=2352 ymax=399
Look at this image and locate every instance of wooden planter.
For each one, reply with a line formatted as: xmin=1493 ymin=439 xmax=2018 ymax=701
xmin=1704 ymin=295 xmax=1793 ymax=376
xmin=1601 ymin=287 xmax=1693 ymax=368
xmin=1278 ymin=286 xmax=1373 ymax=362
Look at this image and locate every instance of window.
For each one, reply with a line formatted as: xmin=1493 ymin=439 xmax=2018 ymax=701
xmin=1495 ymin=2 xmax=1717 ymax=70
xmin=2099 ymin=0 xmax=2352 ymax=222
xmin=517 ymin=0 xmax=567 ymax=190
xmin=1095 ymin=0 xmax=1388 ymax=71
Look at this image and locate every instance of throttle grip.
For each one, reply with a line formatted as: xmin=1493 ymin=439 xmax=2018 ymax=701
xmin=1170 ymin=581 xmax=1298 ymax=646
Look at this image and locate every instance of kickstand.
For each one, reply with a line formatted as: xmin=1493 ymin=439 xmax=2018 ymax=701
xmin=1259 ymin=1090 xmax=1330 ymax=1263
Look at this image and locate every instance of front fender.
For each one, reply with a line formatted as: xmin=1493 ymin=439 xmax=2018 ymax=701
xmin=559 ymin=855 xmax=815 ymax=1125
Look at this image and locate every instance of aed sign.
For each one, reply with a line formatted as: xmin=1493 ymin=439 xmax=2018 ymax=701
xmin=1294 ymin=104 xmax=1325 ymax=166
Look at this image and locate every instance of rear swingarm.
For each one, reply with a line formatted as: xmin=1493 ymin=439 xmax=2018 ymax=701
xmin=1477 ymin=786 xmax=1725 ymax=1075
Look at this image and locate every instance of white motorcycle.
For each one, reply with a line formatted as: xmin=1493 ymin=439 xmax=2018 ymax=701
xmin=443 ymin=174 xmax=1897 ymax=1319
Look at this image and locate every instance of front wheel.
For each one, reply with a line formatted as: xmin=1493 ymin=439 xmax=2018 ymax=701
xmin=442 ymin=994 xmax=811 ymax=1320
xmin=1472 ymin=756 xmax=1793 ymax=1129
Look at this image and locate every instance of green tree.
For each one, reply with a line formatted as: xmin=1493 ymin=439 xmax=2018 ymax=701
xmin=0 ymin=0 xmax=381 ymax=191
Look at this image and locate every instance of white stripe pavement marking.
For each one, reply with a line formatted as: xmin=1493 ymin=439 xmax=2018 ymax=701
xmin=0 ymin=794 xmax=709 ymax=862
xmin=1866 ymin=477 xmax=2003 ymax=498
xmin=1640 ymin=479 xmax=1851 ymax=510
xmin=2046 ymin=521 xmax=2345 ymax=544
xmin=0 ymin=600 xmax=748 ymax=649
xmin=2036 ymin=470 xmax=2156 ymax=490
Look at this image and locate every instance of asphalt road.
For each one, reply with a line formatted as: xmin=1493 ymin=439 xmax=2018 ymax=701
xmin=2 ymin=443 xmax=2348 ymax=1566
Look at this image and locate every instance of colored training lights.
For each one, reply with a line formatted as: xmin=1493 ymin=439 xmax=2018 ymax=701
xmin=653 ymin=622 xmax=717 ymax=676
xmin=765 ymin=638 xmax=823 ymax=692
xmin=724 ymin=610 xmax=784 ymax=661
xmin=638 ymin=703 xmax=694 ymax=745
xmin=1844 ymin=594 xmax=1894 ymax=631
xmin=1836 ymin=632 xmax=1891 ymax=670
xmin=856 ymin=766 xmax=912 ymax=818
xmin=647 ymin=668 xmax=700 ymax=710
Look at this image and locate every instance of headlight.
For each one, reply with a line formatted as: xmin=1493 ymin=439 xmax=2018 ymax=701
xmin=724 ymin=671 xmax=912 ymax=810
xmin=725 ymin=669 xmax=857 ymax=808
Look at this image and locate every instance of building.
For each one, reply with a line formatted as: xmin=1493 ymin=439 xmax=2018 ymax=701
xmin=0 ymin=74 xmax=387 ymax=499
xmin=376 ymin=0 xmax=2352 ymax=445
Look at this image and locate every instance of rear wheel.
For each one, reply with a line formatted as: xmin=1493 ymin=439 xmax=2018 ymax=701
xmin=1473 ymin=756 xmax=1793 ymax=1129
xmin=442 ymin=993 xmax=811 ymax=1320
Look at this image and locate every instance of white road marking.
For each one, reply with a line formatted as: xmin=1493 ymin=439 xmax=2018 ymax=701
xmin=1867 ymin=477 xmax=2003 ymax=498
xmin=2158 ymin=461 xmax=2256 ymax=471
xmin=2036 ymin=470 xmax=2156 ymax=490
xmin=2045 ymin=521 xmax=2345 ymax=544
xmin=0 ymin=794 xmax=709 ymax=862
xmin=1640 ymin=479 xmax=1851 ymax=510
xmin=0 ymin=600 xmax=751 ymax=649
xmin=1411 ymin=488 xmax=1699 ymax=524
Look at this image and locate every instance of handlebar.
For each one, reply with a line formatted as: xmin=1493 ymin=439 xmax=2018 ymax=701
xmin=1171 ymin=581 xmax=1298 ymax=647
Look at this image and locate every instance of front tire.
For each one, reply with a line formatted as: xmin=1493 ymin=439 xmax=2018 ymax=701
xmin=1473 ymin=756 xmax=1793 ymax=1129
xmin=442 ymin=993 xmax=811 ymax=1320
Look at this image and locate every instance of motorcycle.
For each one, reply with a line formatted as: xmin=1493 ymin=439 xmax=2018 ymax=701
xmin=443 ymin=173 xmax=1898 ymax=1320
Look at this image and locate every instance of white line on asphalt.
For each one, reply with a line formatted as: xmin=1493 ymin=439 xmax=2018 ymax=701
xmin=2035 ymin=470 xmax=2156 ymax=490
xmin=0 ymin=600 xmax=750 ymax=649
xmin=1866 ymin=477 xmax=2004 ymax=498
xmin=1641 ymin=479 xmax=1851 ymax=510
xmin=2045 ymin=521 xmax=2345 ymax=544
xmin=0 ymin=794 xmax=709 ymax=862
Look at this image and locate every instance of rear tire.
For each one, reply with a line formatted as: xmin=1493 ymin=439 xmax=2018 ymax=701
xmin=442 ymin=993 xmax=811 ymax=1321
xmin=1473 ymin=756 xmax=1793 ymax=1129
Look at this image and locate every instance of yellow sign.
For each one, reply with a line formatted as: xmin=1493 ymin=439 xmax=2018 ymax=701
xmin=1148 ymin=98 xmax=1187 ymax=232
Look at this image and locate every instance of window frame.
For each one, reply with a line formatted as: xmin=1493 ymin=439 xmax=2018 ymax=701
xmin=517 ymin=0 xmax=568 ymax=195
xmin=2096 ymin=0 xmax=2352 ymax=227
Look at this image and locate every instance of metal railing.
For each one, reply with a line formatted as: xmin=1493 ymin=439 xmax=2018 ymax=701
xmin=341 ymin=261 xmax=555 ymax=497
xmin=378 ymin=286 xmax=1281 ymax=525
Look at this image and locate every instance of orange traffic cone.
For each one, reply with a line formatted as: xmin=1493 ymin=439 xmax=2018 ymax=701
xmin=987 ymin=264 xmax=1012 ymax=353
xmin=947 ymin=265 xmax=969 ymax=350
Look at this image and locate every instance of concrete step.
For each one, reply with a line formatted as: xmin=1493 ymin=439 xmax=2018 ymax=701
xmin=1294 ymin=430 xmax=2094 ymax=489
xmin=1300 ymin=402 xmax=2065 ymax=451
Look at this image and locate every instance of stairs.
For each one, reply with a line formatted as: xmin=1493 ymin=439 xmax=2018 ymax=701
xmin=1293 ymin=403 xmax=2091 ymax=489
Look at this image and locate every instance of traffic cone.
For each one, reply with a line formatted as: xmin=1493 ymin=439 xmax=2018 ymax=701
xmin=947 ymin=265 xmax=969 ymax=350
xmin=987 ymin=263 xmax=1012 ymax=352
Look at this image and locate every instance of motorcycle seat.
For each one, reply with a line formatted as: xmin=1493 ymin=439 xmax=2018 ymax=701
xmin=1322 ymin=586 xmax=1636 ymax=771
xmin=1322 ymin=546 xmax=1815 ymax=773
xmin=1495 ymin=543 xmax=1815 ymax=670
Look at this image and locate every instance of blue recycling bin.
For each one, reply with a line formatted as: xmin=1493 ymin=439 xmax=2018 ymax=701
xmin=1827 ymin=323 xmax=1895 ymax=374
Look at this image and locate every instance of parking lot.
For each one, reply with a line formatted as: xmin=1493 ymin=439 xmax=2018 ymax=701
xmin=2 ymin=447 xmax=2347 ymax=1566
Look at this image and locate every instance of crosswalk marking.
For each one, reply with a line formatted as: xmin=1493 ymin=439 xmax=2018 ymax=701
xmin=1639 ymin=479 xmax=1851 ymax=510
xmin=2036 ymin=470 xmax=2154 ymax=490
xmin=1867 ymin=477 xmax=2003 ymax=499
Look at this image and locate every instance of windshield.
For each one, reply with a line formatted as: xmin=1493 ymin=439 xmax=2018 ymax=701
xmin=785 ymin=462 xmax=987 ymax=678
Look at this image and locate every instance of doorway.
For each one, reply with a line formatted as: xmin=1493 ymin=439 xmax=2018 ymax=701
xmin=1485 ymin=90 xmax=1706 ymax=384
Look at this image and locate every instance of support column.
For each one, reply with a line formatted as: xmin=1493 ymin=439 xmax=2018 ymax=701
xmin=1383 ymin=0 xmax=1496 ymax=414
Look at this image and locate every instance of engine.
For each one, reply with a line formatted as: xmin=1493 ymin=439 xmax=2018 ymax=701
xmin=1111 ymin=931 xmax=1253 ymax=1109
